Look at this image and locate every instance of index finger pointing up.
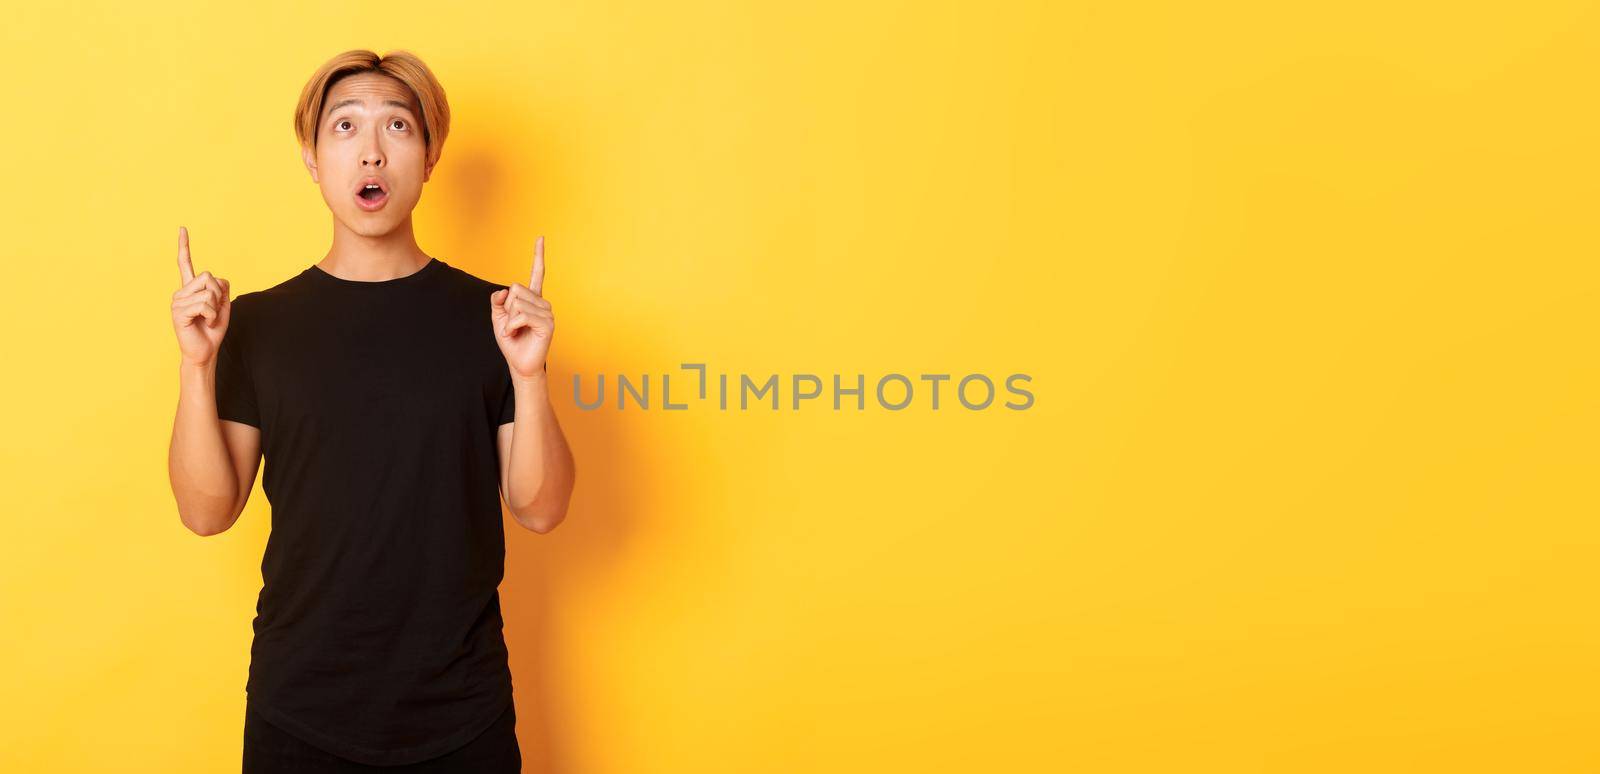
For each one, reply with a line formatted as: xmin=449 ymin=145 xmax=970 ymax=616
xmin=529 ymin=235 xmax=544 ymax=296
xmin=178 ymin=226 xmax=195 ymax=285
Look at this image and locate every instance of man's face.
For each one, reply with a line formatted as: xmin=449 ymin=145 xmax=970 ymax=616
xmin=302 ymin=72 xmax=432 ymax=237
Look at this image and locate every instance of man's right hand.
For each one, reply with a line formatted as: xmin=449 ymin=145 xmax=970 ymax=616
xmin=171 ymin=226 xmax=232 ymax=366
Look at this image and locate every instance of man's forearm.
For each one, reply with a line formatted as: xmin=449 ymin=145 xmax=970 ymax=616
xmin=169 ymin=360 xmax=240 ymax=535
xmin=504 ymin=371 xmax=576 ymax=532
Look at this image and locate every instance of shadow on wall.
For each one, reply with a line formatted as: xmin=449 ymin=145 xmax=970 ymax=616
xmin=446 ymin=144 xmax=651 ymax=774
xmin=499 ymin=366 xmax=640 ymax=774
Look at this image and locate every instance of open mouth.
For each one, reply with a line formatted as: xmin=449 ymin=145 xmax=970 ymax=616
xmin=354 ymin=179 xmax=389 ymax=210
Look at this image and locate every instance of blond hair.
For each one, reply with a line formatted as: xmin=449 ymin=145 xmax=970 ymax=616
xmin=292 ymin=49 xmax=451 ymax=169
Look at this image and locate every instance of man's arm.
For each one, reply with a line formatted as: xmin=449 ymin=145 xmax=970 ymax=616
xmin=169 ymin=362 xmax=261 ymax=536
xmin=490 ymin=235 xmax=575 ymax=533
xmin=496 ymin=369 xmax=576 ymax=533
xmin=167 ymin=226 xmax=261 ymax=536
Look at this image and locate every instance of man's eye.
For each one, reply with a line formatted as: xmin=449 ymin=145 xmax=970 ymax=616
xmin=390 ymin=119 xmax=407 ymax=130
xmin=336 ymin=120 xmax=352 ymax=131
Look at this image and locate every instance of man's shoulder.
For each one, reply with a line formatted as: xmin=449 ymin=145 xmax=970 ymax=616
xmin=439 ymin=261 xmax=508 ymax=292
xmin=229 ymin=270 xmax=309 ymax=312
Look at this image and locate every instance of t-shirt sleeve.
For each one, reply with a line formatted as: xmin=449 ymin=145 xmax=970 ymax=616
xmin=495 ymin=362 xmax=516 ymax=426
xmin=214 ymin=309 xmax=261 ymax=428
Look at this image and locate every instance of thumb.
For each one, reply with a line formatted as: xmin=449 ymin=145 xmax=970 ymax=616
xmin=489 ymin=288 xmax=508 ymax=312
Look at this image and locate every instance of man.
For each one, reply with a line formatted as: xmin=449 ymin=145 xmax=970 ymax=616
xmin=166 ymin=49 xmax=575 ymax=772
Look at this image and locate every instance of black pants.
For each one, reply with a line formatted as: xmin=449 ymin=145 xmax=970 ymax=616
xmin=242 ymin=700 xmax=521 ymax=773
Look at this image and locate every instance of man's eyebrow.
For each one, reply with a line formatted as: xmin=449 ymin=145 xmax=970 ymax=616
xmin=326 ymin=98 xmax=416 ymax=115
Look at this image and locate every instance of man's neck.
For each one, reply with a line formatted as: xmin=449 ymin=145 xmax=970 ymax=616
xmin=320 ymin=216 xmax=432 ymax=281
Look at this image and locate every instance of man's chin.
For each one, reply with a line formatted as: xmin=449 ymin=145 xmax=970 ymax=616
xmin=336 ymin=211 xmax=407 ymax=238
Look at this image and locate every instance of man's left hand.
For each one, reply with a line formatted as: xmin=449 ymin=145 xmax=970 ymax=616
xmin=491 ymin=235 xmax=553 ymax=380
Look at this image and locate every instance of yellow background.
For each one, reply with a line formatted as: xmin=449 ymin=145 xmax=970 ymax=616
xmin=2 ymin=1 xmax=1596 ymax=771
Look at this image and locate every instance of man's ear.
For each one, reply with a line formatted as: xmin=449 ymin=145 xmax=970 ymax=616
xmin=301 ymin=144 xmax=319 ymax=183
xmin=423 ymin=158 xmax=434 ymax=183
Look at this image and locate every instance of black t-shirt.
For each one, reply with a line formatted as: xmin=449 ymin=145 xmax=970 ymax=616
xmin=214 ymin=256 xmax=520 ymax=766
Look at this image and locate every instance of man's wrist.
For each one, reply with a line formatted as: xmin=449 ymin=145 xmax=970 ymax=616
xmin=511 ymin=368 xmax=549 ymax=390
xmin=180 ymin=357 xmax=216 ymax=379
xmin=179 ymin=358 xmax=217 ymax=395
